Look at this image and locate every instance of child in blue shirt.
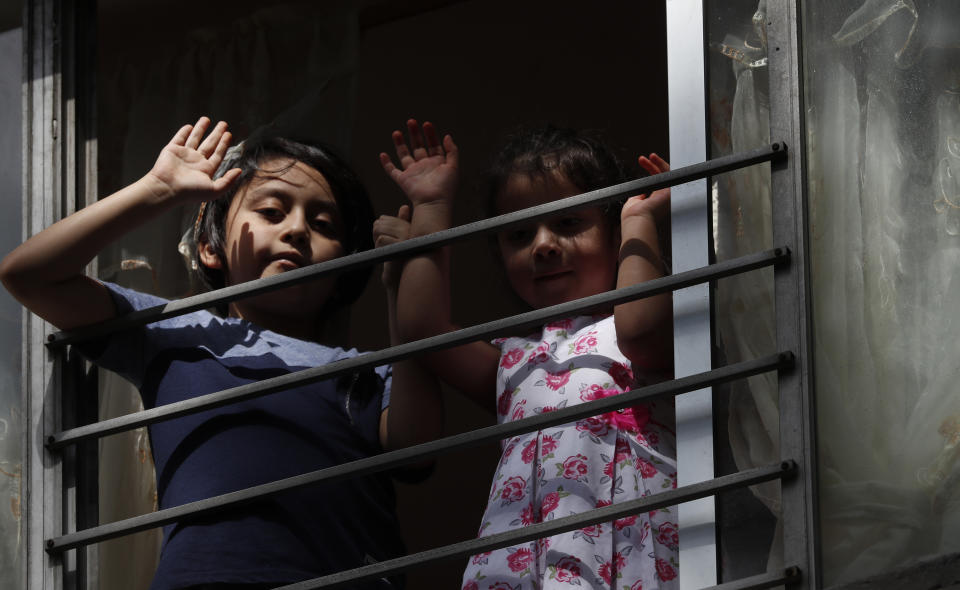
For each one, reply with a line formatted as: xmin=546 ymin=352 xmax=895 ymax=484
xmin=0 ymin=117 xmax=441 ymax=589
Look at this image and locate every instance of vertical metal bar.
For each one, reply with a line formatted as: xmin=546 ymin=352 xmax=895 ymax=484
xmin=22 ymin=0 xmax=92 ymax=587
xmin=765 ymin=2 xmax=819 ymax=588
xmin=666 ymin=0 xmax=717 ymax=587
xmin=23 ymin=0 xmax=66 ymax=588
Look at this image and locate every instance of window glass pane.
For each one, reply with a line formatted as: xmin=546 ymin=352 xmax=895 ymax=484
xmin=803 ymin=1 xmax=960 ymax=584
xmin=706 ymin=0 xmax=780 ymax=581
xmin=0 ymin=25 xmax=24 ymax=590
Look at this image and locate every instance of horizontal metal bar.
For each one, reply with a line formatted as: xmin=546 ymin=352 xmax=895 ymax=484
xmin=705 ymin=567 xmax=801 ymax=590
xmin=45 ymin=352 xmax=793 ymax=553
xmin=47 ymin=247 xmax=789 ymax=449
xmin=274 ymin=462 xmax=796 ymax=589
xmin=47 ymin=143 xmax=787 ymax=348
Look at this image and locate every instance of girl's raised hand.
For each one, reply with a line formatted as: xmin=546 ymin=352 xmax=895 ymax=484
xmin=621 ymin=153 xmax=671 ymax=224
xmin=380 ymin=119 xmax=459 ymax=207
xmin=146 ymin=117 xmax=241 ymax=203
xmin=373 ymin=204 xmax=412 ymax=290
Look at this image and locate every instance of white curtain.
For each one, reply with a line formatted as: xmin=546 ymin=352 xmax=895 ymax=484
xmin=714 ymin=0 xmax=960 ymax=584
xmin=95 ymin=3 xmax=359 ymax=587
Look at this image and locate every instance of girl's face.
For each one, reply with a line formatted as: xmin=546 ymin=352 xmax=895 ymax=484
xmin=495 ymin=172 xmax=619 ymax=309
xmin=199 ymin=157 xmax=344 ymax=332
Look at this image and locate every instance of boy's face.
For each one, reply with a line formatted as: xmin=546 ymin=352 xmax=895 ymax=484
xmin=200 ymin=157 xmax=344 ymax=331
xmin=495 ymin=172 xmax=619 ymax=309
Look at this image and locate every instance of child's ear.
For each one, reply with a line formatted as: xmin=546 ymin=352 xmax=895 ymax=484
xmin=197 ymin=239 xmax=223 ymax=270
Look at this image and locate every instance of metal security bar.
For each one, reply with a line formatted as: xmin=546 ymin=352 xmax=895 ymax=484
xmin=47 ymin=247 xmax=788 ymax=449
xmin=275 ymin=462 xmax=797 ymax=590
xmin=46 ymin=352 xmax=793 ymax=553
xmin=45 ymin=143 xmax=786 ymax=349
xmin=39 ymin=143 xmax=798 ymax=590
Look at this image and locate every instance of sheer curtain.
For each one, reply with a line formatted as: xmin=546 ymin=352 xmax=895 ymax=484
xmin=807 ymin=0 xmax=960 ymax=582
xmin=713 ymin=0 xmax=960 ymax=584
xmin=96 ymin=3 xmax=359 ymax=587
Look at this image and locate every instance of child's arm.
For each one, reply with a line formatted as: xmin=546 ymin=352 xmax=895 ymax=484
xmin=0 ymin=117 xmax=240 ymax=330
xmin=614 ymin=154 xmax=674 ymax=371
xmin=380 ymin=119 xmax=500 ymax=413
xmin=373 ymin=205 xmax=444 ymax=451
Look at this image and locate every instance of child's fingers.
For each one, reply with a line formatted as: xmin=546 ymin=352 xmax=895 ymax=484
xmin=423 ymin=122 xmax=442 ymax=156
xmin=443 ymin=134 xmax=459 ymax=168
xmin=170 ymin=123 xmax=194 ymax=147
xmin=649 ymin=153 xmax=670 ymax=171
xmin=380 ymin=152 xmax=402 ymax=181
xmin=392 ymin=130 xmax=414 ymax=169
xmin=198 ymin=121 xmax=227 ymax=157
xmin=185 ymin=117 xmax=210 ymax=149
xmin=397 ymin=204 xmax=411 ymax=222
xmin=406 ymin=118 xmax=427 ymax=159
xmin=210 ymin=131 xmax=233 ymax=169
xmin=211 ymin=168 xmax=241 ymax=192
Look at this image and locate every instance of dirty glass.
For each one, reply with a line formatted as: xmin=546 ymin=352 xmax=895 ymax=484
xmin=706 ymin=0 xmax=781 ymax=581
xmin=0 ymin=26 xmax=23 ymax=590
xmin=803 ymin=0 xmax=960 ymax=584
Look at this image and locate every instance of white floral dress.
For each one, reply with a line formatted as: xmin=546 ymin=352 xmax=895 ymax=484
xmin=462 ymin=315 xmax=679 ymax=590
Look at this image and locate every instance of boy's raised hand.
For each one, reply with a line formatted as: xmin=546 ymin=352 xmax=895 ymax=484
xmin=380 ymin=119 xmax=458 ymax=207
xmin=146 ymin=117 xmax=241 ymax=203
xmin=621 ymin=153 xmax=671 ymax=225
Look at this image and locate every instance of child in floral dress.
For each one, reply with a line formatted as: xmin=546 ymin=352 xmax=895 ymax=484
xmin=376 ymin=121 xmax=678 ymax=589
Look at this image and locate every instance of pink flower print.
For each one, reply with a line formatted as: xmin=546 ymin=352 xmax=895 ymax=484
xmin=507 ymin=547 xmax=534 ymax=573
xmin=642 ymin=426 xmax=660 ymax=446
xmin=656 ymin=521 xmax=679 ymax=550
xmin=608 ymin=407 xmax=642 ymax=432
xmin=614 ymin=437 xmax=631 ymax=463
xmin=546 ymin=318 xmax=574 ymax=331
xmin=521 ymin=440 xmax=538 ymax=464
xmin=656 ymin=558 xmax=678 ymax=582
xmin=579 ymin=383 xmax=606 ymax=402
xmin=519 ymin=502 xmax=536 ymax=525
xmin=561 ymin=454 xmax=589 ymax=481
xmin=631 ymin=581 xmax=644 ymax=590
xmin=613 ymin=551 xmax=627 ymax=570
xmin=528 ymin=341 xmax=551 ymax=364
xmin=511 ymin=401 xmax=526 ymax=421
xmin=541 ymin=491 xmax=560 ymax=516
xmin=497 ymin=388 xmax=514 ymax=417
xmin=637 ymin=456 xmax=659 ymax=479
xmin=552 ymin=555 xmax=584 ymax=583
xmin=598 ymin=561 xmax=614 ymax=584
xmin=544 ymin=370 xmax=572 ymax=390
xmin=500 ymin=348 xmax=524 ymax=369
xmin=471 ymin=551 xmax=491 ymax=565
xmin=541 ymin=434 xmax=559 ymax=456
xmin=579 ymin=523 xmax=603 ymax=539
xmin=535 ymin=537 xmax=550 ymax=556
xmin=608 ymin=361 xmax=635 ymax=390
xmin=500 ymin=476 xmax=527 ymax=503
xmin=596 ymin=498 xmax=612 ymax=508
xmin=576 ymin=416 xmax=609 ymax=437
xmin=489 ymin=584 xmax=517 ymax=590
xmin=614 ymin=514 xmax=637 ymax=530
xmin=462 ymin=581 xmax=478 ymax=590
xmin=603 ymin=460 xmax=615 ymax=479
xmin=570 ymin=331 xmax=598 ymax=355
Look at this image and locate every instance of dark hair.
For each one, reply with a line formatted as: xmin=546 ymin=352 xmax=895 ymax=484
xmin=486 ymin=125 xmax=629 ymax=224
xmin=195 ymin=133 xmax=374 ymax=315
